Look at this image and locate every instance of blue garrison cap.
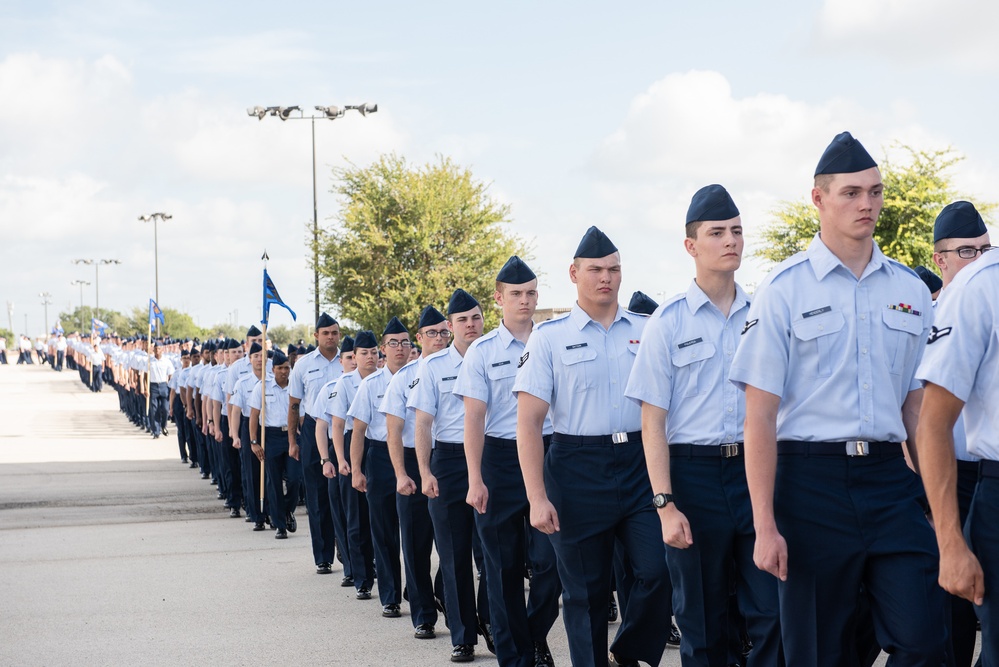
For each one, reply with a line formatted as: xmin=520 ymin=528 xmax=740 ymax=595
xmin=340 ymin=336 xmax=355 ymax=354
xmin=317 ymin=312 xmax=338 ymax=330
xmin=383 ymin=317 xmax=408 ymax=336
xmin=448 ymin=289 xmax=481 ymax=316
xmin=686 ymin=185 xmax=740 ymax=224
xmin=190 ymin=346 xmax=200 ymax=355
xmin=296 ymin=345 xmax=308 ymax=356
xmin=246 ymin=325 xmax=262 ymax=337
xmin=226 ymin=338 xmax=241 ymax=350
xmin=914 ymin=266 xmax=943 ymax=295
xmin=418 ymin=306 xmax=446 ymax=329
xmin=814 ymin=131 xmax=877 ymax=176
xmin=248 ymin=342 xmax=262 ymax=355
xmin=354 ymin=330 xmax=377 ymax=348
xmin=287 ymin=344 xmax=297 ymax=355
xmin=496 ymin=255 xmax=537 ymax=284
xmin=272 ymin=349 xmax=289 ymax=366
xmin=933 ymin=201 xmax=988 ymax=243
xmin=306 ymin=344 xmax=316 ymax=353
xmin=180 ymin=349 xmax=190 ymax=357
xmin=205 ymin=341 xmax=216 ymax=352
xmin=628 ymin=291 xmax=659 ymax=315
xmin=574 ymin=226 xmax=618 ymax=259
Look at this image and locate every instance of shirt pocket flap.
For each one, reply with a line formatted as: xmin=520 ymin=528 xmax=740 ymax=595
xmin=791 ymin=311 xmax=845 ymax=341
xmin=486 ymin=363 xmax=518 ymax=381
xmin=437 ymin=378 xmax=456 ymax=394
xmin=560 ymin=347 xmax=598 ymax=366
xmin=882 ymin=308 xmax=919 ymax=334
xmin=673 ymin=341 xmax=717 ymax=367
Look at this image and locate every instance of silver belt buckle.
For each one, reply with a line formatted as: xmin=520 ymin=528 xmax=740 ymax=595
xmin=720 ymin=443 xmax=740 ymax=458
xmin=846 ymin=440 xmax=870 ymax=456
xmin=611 ymin=432 xmax=628 ymax=444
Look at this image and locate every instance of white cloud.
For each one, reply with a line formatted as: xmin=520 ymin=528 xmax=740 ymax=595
xmin=815 ymin=0 xmax=999 ymax=69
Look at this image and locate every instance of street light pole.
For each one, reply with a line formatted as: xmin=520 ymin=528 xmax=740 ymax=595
xmin=138 ymin=213 xmax=171 ymax=305
xmin=72 ymin=259 xmax=121 ymax=321
xmin=70 ymin=280 xmax=91 ymax=331
xmin=39 ymin=292 xmax=52 ymax=336
xmin=6 ymin=301 xmax=13 ymax=336
xmin=247 ymin=102 xmax=378 ymax=323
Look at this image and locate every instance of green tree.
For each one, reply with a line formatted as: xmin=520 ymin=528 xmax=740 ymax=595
xmin=755 ymin=146 xmax=995 ymax=269
xmin=0 ymin=327 xmax=13 ymax=342
xmin=125 ymin=306 xmax=206 ymax=340
xmin=318 ymin=154 xmax=530 ymax=333
xmin=267 ymin=323 xmax=313 ymax=348
xmin=57 ymin=306 xmax=129 ymax=335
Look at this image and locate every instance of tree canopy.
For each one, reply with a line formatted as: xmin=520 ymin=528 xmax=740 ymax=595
xmin=754 ymin=146 xmax=995 ymax=270
xmin=317 ymin=154 xmax=530 ymax=333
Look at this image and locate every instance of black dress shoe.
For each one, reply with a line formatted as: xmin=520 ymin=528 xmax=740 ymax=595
xmin=414 ymin=623 xmax=435 ymax=639
xmin=210 ymin=479 xmax=218 ymax=486
xmin=244 ymin=515 xmax=253 ymax=522
xmin=478 ymin=619 xmax=495 ymax=654
xmin=200 ymin=473 xmax=209 ymax=479
xmin=253 ymin=521 xmax=265 ymax=531
xmin=450 ymin=644 xmax=474 ymax=663
xmin=382 ymin=603 xmax=401 ymax=618
xmin=153 ymin=432 xmax=160 ymax=439
xmin=189 ymin=462 xmax=198 ymax=468
xmin=340 ymin=575 xmax=354 ymax=588
xmin=216 ymin=491 xmax=225 ymax=500
xmin=163 ymin=427 xmax=169 ymax=436
xmin=667 ymin=621 xmax=681 ymax=647
xmin=608 ymin=597 xmax=618 ymax=623
xmin=229 ymin=508 xmax=241 ymax=518
xmin=316 ymin=562 xmax=333 ymax=575
xmin=534 ymin=642 xmax=555 ymax=667
xmin=275 ymin=528 xmax=288 ymax=539
xmin=608 ymin=653 xmax=639 ymax=667
xmin=181 ymin=457 xmax=188 ymax=464
xmin=356 ymin=587 xmax=372 ymax=600
xmin=286 ymin=512 xmax=297 ymax=533
xmin=533 ymin=640 xmax=554 ymax=667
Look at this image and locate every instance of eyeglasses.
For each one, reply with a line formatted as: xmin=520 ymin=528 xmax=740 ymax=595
xmin=421 ymin=329 xmax=451 ymax=339
xmin=938 ymin=245 xmax=995 ymax=259
xmin=384 ymin=340 xmax=413 ymax=349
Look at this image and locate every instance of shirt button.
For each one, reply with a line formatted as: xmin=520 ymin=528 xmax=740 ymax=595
xmin=818 ymin=325 xmax=824 ymax=331
xmin=727 ymin=407 xmax=734 ymax=413
xmin=861 ymin=348 xmax=868 ymax=355
xmin=612 ymin=404 xmax=618 ymax=409
xmin=860 ymin=314 xmax=866 ymax=320
xmin=863 ymin=383 xmax=869 ymax=389
xmin=864 ymin=416 xmax=870 ymax=422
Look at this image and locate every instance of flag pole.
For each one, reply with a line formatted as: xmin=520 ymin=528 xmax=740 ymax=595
xmin=89 ymin=321 xmax=94 ymax=389
xmin=259 ymin=319 xmax=267 ymax=519
xmin=146 ymin=307 xmax=152 ymax=417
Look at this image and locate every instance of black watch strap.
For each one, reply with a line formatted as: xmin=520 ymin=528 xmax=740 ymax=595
xmin=653 ymin=492 xmax=674 ymax=509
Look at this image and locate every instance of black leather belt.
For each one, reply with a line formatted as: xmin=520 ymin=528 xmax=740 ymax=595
xmin=777 ymin=441 xmax=901 ymax=457
xmin=435 ymin=440 xmax=464 ymax=452
xmin=484 ymin=435 xmax=552 ymax=449
xmin=670 ymin=443 xmax=743 ymax=458
xmin=553 ymin=431 xmax=642 ymax=445
xmin=264 ymin=425 xmax=289 ymax=433
xmin=979 ymin=459 xmax=999 ymax=480
xmin=368 ymin=438 xmax=388 ymax=448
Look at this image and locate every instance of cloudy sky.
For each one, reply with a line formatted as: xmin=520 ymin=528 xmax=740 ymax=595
xmin=1 ymin=0 xmax=996 ymax=336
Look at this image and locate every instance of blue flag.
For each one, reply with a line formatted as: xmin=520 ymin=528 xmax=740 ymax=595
xmin=149 ymin=299 xmax=165 ymax=329
xmin=262 ymin=269 xmax=296 ymax=325
xmin=92 ymin=318 xmax=108 ymax=336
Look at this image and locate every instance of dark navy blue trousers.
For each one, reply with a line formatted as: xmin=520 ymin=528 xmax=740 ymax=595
xmin=264 ymin=426 xmax=302 ymax=531
xmin=545 ymin=437 xmax=671 ymax=667
xmin=220 ymin=417 xmax=242 ymax=510
xmin=477 ymin=436 xmax=561 ymax=667
xmin=667 ymin=451 xmax=781 ymax=666
xmin=172 ymin=394 xmax=192 ymax=462
xmin=238 ymin=416 xmax=263 ymax=523
xmin=343 ymin=431 xmax=375 ymax=591
xmin=398 ymin=447 xmax=438 ymax=628
xmin=365 ymin=439 xmax=401 ymax=605
xmin=967 ymin=462 xmax=999 ymax=665
xmin=950 ymin=459 xmax=980 ymax=667
xmin=429 ymin=441 xmax=490 ymax=646
xmin=323 ymin=426 xmax=352 ymax=579
xmin=774 ymin=447 xmax=947 ymax=666
xmin=300 ymin=415 xmax=336 ymax=566
xmin=149 ymin=382 xmax=169 ymax=436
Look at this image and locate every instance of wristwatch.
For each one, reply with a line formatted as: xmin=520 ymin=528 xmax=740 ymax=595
xmin=652 ymin=493 xmax=674 ymax=509
xmin=250 ymin=440 xmax=259 ymax=446
xmin=320 ymin=457 xmax=332 ymax=465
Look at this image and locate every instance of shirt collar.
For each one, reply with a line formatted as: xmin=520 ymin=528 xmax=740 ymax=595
xmin=569 ymin=303 xmax=627 ymax=331
xmin=447 ymin=343 xmax=464 ymax=367
xmin=806 ymin=233 xmax=890 ymax=281
xmin=683 ymin=280 xmax=752 ymax=317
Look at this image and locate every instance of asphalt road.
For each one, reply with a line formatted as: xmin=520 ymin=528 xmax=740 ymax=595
xmin=0 ymin=363 xmax=971 ymax=665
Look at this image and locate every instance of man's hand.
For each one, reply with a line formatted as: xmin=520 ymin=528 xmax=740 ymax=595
xmin=232 ymin=436 xmax=241 ymax=450
xmin=250 ymin=443 xmax=264 ymax=462
xmin=289 ymin=442 xmax=299 ymax=461
xmin=338 ymin=460 xmax=351 ymax=477
xmin=940 ymin=543 xmax=985 ymax=605
xmin=660 ymin=505 xmax=694 ymax=549
xmin=754 ymin=525 xmax=788 ymax=581
xmin=397 ymin=474 xmax=417 ymax=496
xmin=422 ymin=473 xmax=439 ymax=499
xmin=322 ymin=461 xmax=336 ymax=480
xmin=466 ymin=480 xmax=489 ymax=515
xmin=352 ymin=471 xmax=367 ymax=493
xmin=530 ymin=498 xmax=560 ymax=535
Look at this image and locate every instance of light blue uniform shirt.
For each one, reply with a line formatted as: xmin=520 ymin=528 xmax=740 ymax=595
xmin=348 ymin=367 xmax=393 ymax=442
xmin=929 ymin=301 xmax=975 ymax=462
xmin=249 ymin=379 xmax=291 ymax=428
xmin=730 ymin=235 xmax=933 ymax=443
xmin=408 ymin=345 xmax=466 ymax=444
xmin=513 ymin=303 xmax=645 ymax=436
xmin=207 ymin=364 xmax=227 ymax=403
xmin=625 ymin=280 xmax=750 ymax=445
xmin=312 ymin=378 xmax=340 ymax=425
xmin=916 ymin=249 xmax=999 ymax=461
xmin=330 ymin=370 xmax=363 ymax=432
xmin=225 ymin=356 xmax=251 ymax=397
xmin=380 ymin=359 xmax=420 ymax=448
xmin=230 ymin=373 xmax=262 ymax=418
xmin=289 ymin=349 xmax=343 ymax=420
xmin=453 ymin=322 xmax=553 ymax=440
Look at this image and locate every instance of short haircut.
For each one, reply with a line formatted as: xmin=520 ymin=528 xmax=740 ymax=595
xmin=814 ymin=174 xmax=835 ymax=192
xmin=685 ymin=221 xmax=703 ymax=239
